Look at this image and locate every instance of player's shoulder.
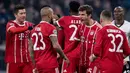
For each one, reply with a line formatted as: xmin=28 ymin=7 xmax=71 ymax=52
xmin=59 ymin=16 xmax=66 ymax=20
xmin=25 ymin=21 xmax=34 ymax=26
xmin=59 ymin=15 xmax=80 ymax=20
xmin=71 ymin=15 xmax=80 ymax=18
xmin=40 ymin=21 xmax=55 ymax=28
xmin=6 ymin=20 xmax=17 ymax=26
xmin=104 ymin=25 xmax=123 ymax=32
xmin=25 ymin=21 xmax=33 ymax=24
xmin=70 ymin=15 xmax=80 ymax=20
xmin=58 ymin=16 xmax=70 ymax=21
xmin=94 ymin=21 xmax=102 ymax=28
xmin=100 ymin=25 xmax=110 ymax=31
xmin=7 ymin=20 xmax=15 ymax=24
xmin=124 ymin=20 xmax=130 ymax=25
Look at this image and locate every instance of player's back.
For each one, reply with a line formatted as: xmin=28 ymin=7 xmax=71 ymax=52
xmin=112 ymin=20 xmax=130 ymax=44
xmin=98 ymin=25 xmax=130 ymax=73
xmin=31 ymin=21 xmax=58 ymax=69
xmin=57 ymin=16 xmax=81 ymax=56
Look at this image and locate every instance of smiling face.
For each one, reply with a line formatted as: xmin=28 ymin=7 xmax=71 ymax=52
xmin=15 ymin=9 xmax=26 ymax=23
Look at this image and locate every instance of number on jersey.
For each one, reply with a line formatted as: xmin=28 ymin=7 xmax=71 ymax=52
xmin=108 ymin=34 xmax=123 ymax=52
xmin=32 ymin=32 xmax=46 ymax=50
xmin=69 ymin=24 xmax=78 ymax=41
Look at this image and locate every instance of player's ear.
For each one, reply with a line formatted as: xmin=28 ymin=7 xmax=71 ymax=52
xmin=100 ymin=18 xmax=103 ymax=24
xmin=48 ymin=13 xmax=52 ymax=19
xmin=48 ymin=14 xmax=51 ymax=19
xmin=88 ymin=14 xmax=92 ymax=19
xmin=14 ymin=13 xmax=17 ymax=18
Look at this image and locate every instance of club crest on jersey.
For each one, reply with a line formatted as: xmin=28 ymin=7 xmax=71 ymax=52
xmin=53 ymin=29 xmax=57 ymax=35
xmin=90 ymin=31 xmax=94 ymax=35
xmin=81 ymin=36 xmax=85 ymax=42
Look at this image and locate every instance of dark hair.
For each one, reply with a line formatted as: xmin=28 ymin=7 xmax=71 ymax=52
xmin=101 ymin=10 xmax=112 ymax=19
xmin=56 ymin=14 xmax=61 ymax=18
xmin=42 ymin=5 xmax=51 ymax=8
xmin=69 ymin=1 xmax=80 ymax=13
xmin=78 ymin=5 xmax=93 ymax=15
xmin=14 ymin=4 xmax=25 ymax=14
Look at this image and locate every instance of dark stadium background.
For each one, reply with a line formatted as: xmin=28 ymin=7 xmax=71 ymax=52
xmin=0 ymin=0 xmax=130 ymax=73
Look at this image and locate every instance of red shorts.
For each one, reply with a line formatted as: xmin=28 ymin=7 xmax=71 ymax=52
xmin=87 ymin=58 xmax=100 ymax=73
xmin=61 ymin=56 xmax=79 ymax=73
xmin=79 ymin=65 xmax=87 ymax=73
xmin=38 ymin=68 xmax=59 ymax=73
xmin=6 ymin=62 xmax=33 ymax=73
xmin=87 ymin=63 xmax=99 ymax=73
xmin=79 ymin=62 xmax=99 ymax=73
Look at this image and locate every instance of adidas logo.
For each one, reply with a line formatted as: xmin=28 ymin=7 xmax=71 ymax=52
xmin=63 ymin=69 xmax=67 ymax=72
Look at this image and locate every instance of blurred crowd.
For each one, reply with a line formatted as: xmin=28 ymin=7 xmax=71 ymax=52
xmin=0 ymin=0 xmax=130 ymax=44
xmin=0 ymin=0 xmax=130 ymax=72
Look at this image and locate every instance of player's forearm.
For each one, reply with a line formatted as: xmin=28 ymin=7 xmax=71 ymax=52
xmin=54 ymin=44 xmax=67 ymax=60
xmin=9 ymin=27 xmax=28 ymax=34
xmin=90 ymin=54 xmax=97 ymax=62
xmin=30 ymin=51 xmax=36 ymax=67
xmin=124 ymin=55 xmax=130 ymax=60
xmin=50 ymin=36 xmax=67 ymax=59
xmin=28 ymin=39 xmax=36 ymax=67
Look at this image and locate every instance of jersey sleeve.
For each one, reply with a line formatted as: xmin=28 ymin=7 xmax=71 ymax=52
xmin=6 ymin=21 xmax=28 ymax=34
xmin=47 ymin=24 xmax=57 ymax=37
xmin=56 ymin=17 xmax=65 ymax=28
xmin=122 ymin=32 xmax=130 ymax=56
xmin=6 ymin=21 xmax=15 ymax=32
xmin=93 ymin=29 xmax=104 ymax=57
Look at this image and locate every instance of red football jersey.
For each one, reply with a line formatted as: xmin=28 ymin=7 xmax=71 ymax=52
xmin=94 ymin=24 xmax=130 ymax=73
xmin=5 ymin=20 xmax=33 ymax=63
xmin=78 ymin=21 xmax=102 ymax=67
xmin=57 ymin=16 xmax=81 ymax=58
xmin=31 ymin=21 xmax=58 ymax=69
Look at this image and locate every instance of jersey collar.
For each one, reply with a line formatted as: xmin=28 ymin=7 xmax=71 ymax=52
xmin=13 ymin=20 xmax=26 ymax=26
xmin=40 ymin=21 xmax=50 ymax=24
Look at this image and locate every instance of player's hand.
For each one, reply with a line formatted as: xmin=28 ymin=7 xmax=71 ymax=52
xmin=123 ymin=60 xmax=127 ymax=65
xmin=33 ymin=68 xmax=39 ymax=73
xmin=64 ymin=56 xmax=70 ymax=67
xmin=89 ymin=55 xmax=93 ymax=62
xmin=89 ymin=54 xmax=96 ymax=62
xmin=57 ymin=53 xmax=60 ymax=59
xmin=28 ymin=26 xmax=33 ymax=30
xmin=74 ymin=37 xmax=80 ymax=41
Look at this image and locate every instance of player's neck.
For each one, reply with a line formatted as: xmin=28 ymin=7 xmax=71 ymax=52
xmin=115 ymin=19 xmax=124 ymax=25
xmin=86 ymin=19 xmax=94 ymax=26
xmin=42 ymin=18 xmax=50 ymax=23
xmin=103 ymin=21 xmax=112 ymax=26
xmin=70 ymin=12 xmax=78 ymax=16
xmin=15 ymin=19 xmax=24 ymax=25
